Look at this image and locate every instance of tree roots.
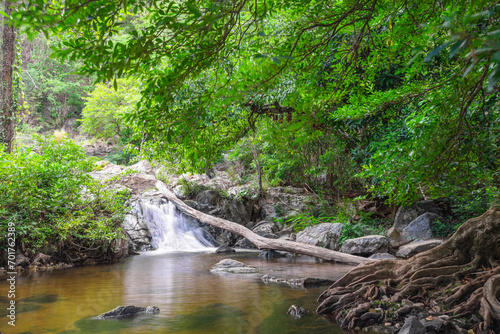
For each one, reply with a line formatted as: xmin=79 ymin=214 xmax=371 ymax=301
xmin=317 ymin=207 xmax=500 ymax=333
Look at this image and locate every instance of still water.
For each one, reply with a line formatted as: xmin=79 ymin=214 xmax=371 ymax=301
xmin=0 ymin=250 xmax=355 ymax=334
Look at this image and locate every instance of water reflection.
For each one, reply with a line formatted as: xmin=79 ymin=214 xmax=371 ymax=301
xmin=0 ymin=252 xmax=354 ymax=333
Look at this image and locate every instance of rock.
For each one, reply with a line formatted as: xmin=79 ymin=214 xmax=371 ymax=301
xmin=251 ymin=222 xmax=279 ymax=239
xmin=89 ymin=162 xmax=124 ymax=181
xmin=122 ymin=212 xmax=152 ymax=251
xmin=296 ymin=223 xmax=343 ymax=250
xmin=396 ymin=239 xmax=443 ymax=258
xmin=233 ymin=237 xmax=256 ymax=249
xmin=402 ymin=213 xmax=442 ymax=241
xmin=184 ymin=200 xmax=198 ymax=209
xmin=119 ymin=172 xmax=157 ymax=194
xmin=252 ymin=221 xmax=278 ymax=235
xmin=398 ymin=316 xmax=425 ymax=334
xmin=340 ymin=235 xmax=389 ymax=256
xmin=126 ymin=160 xmax=154 ymax=175
xmin=261 ymin=275 xmax=335 ymax=288
xmin=287 ymin=305 xmax=307 ymax=319
xmin=387 ymin=227 xmax=409 ymax=248
xmin=369 ymin=253 xmax=397 ymax=260
xmin=420 ymin=318 xmax=445 ymax=332
xmin=93 ymin=305 xmax=160 ymax=319
xmin=215 ymin=246 xmax=235 ymax=253
xmin=259 ymin=250 xmax=277 ymax=258
xmin=210 ymin=259 xmax=259 ymax=274
xmin=394 ymin=200 xmax=443 ymax=232
xmin=223 ymin=199 xmax=250 ymax=225
xmin=195 ymin=190 xmax=222 ymax=206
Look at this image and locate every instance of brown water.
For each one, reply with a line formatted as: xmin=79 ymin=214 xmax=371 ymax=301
xmin=0 ymin=250 xmax=354 ymax=334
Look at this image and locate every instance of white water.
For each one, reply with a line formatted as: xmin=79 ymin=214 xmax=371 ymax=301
xmin=141 ymin=201 xmax=214 ymax=252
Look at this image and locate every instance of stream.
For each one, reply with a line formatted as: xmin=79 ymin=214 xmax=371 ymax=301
xmin=0 ymin=250 xmax=355 ymax=334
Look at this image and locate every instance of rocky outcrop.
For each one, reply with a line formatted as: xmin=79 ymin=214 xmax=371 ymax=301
xmin=340 ymin=235 xmax=389 ymax=256
xmin=395 ymin=239 xmax=443 ymax=258
xmin=93 ymin=305 xmax=160 ymax=319
xmin=122 ymin=212 xmax=152 ymax=251
xmin=296 ymin=223 xmax=343 ymax=250
xmin=210 ymin=259 xmax=259 ymax=274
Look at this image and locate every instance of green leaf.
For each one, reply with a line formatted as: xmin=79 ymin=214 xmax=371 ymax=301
xmin=424 ymin=42 xmax=452 ymax=62
xmin=492 ymin=51 xmax=500 ymax=63
xmin=487 ymin=67 xmax=500 ymax=92
xmin=186 ymin=2 xmax=201 ymax=17
xmin=449 ymin=39 xmax=466 ymax=59
xmin=271 ymin=57 xmax=280 ymax=64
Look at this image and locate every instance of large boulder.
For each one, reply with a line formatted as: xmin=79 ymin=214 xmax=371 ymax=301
xmin=402 ymin=213 xmax=442 ymax=241
xmin=93 ymin=305 xmax=160 ymax=319
xmin=394 ymin=200 xmax=443 ymax=232
xmin=396 ymin=239 xmax=443 ymax=258
xmin=210 ymin=259 xmax=259 ymax=274
xmin=340 ymin=235 xmax=389 ymax=256
xmin=387 ymin=227 xmax=409 ymax=248
xmin=296 ymin=223 xmax=343 ymax=250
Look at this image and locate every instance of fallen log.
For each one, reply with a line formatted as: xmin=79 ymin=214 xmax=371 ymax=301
xmin=156 ymin=181 xmax=372 ymax=265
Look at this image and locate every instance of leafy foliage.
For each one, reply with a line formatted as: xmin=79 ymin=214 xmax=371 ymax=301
xmin=0 ymin=136 xmax=129 ymax=257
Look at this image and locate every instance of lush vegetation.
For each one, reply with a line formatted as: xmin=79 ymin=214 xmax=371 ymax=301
xmin=12 ymin=0 xmax=497 ymax=208
xmin=0 ymin=136 xmax=129 ymax=263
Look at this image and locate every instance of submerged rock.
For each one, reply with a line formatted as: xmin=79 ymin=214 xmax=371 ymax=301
xmin=261 ymin=275 xmax=335 ymax=288
xmin=215 ymin=246 xmax=235 ymax=253
xmin=210 ymin=259 xmax=259 ymax=274
xmin=93 ymin=305 xmax=160 ymax=319
xmin=287 ymin=305 xmax=307 ymax=319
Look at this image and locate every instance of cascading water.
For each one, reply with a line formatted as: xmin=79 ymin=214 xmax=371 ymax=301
xmin=141 ymin=200 xmax=214 ymax=251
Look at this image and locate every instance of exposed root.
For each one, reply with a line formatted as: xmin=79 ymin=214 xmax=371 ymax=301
xmin=317 ymin=207 xmax=500 ymax=332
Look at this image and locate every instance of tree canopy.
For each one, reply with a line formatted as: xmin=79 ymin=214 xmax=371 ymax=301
xmin=10 ymin=0 xmax=500 ymax=204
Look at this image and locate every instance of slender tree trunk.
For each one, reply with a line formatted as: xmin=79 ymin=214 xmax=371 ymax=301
xmin=156 ymin=180 xmax=372 ymax=265
xmin=251 ymin=144 xmax=263 ymax=197
xmin=0 ymin=1 xmax=15 ymax=153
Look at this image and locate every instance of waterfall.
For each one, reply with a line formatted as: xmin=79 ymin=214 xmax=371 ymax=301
xmin=141 ymin=201 xmax=214 ymax=251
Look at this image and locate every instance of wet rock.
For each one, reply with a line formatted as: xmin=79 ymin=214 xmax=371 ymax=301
xmin=394 ymin=200 xmax=443 ymax=232
xmin=396 ymin=239 xmax=443 ymax=258
xmin=93 ymin=305 xmax=160 ymax=319
xmin=122 ymin=211 xmax=152 ymax=251
xmin=261 ymin=275 xmax=334 ymax=288
xmin=340 ymin=235 xmax=389 ymax=256
xmin=296 ymin=223 xmax=343 ymax=250
xmin=369 ymin=253 xmax=397 ymax=260
xmin=399 ymin=316 xmax=425 ymax=334
xmin=215 ymin=246 xmax=235 ymax=253
xmin=259 ymin=250 xmax=277 ymax=258
xmin=210 ymin=259 xmax=259 ymax=274
xmin=112 ymin=238 xmax=129 ymax=260
xmin=402 ymin=212 xmax=442 ymax=241
xmin=287 ymin=305 xmax=307 ymax=319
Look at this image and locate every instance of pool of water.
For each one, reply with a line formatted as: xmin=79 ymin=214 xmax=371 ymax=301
xmin=0 ymin=250 xmax=355 ymax=334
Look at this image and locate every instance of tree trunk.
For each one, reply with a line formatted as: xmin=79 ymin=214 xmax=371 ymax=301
xmin=317 ymin=206 xmax=500 ymax=332
xmin=0 ymin=1 xmax=15 ymax=153
xmin=156 ymin=180 xmax=372 ymax=265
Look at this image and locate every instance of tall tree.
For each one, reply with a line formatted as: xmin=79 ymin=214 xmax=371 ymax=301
xmin=0 ymin=0 xmax=15 ymax=153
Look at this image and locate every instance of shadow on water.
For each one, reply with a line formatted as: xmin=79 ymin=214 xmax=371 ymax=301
xmin=20 ymin=294 xmax=60 ymax=304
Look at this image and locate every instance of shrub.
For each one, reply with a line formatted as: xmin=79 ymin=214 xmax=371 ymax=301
xmin=0 ymin=135 xmax=129 ymax=263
